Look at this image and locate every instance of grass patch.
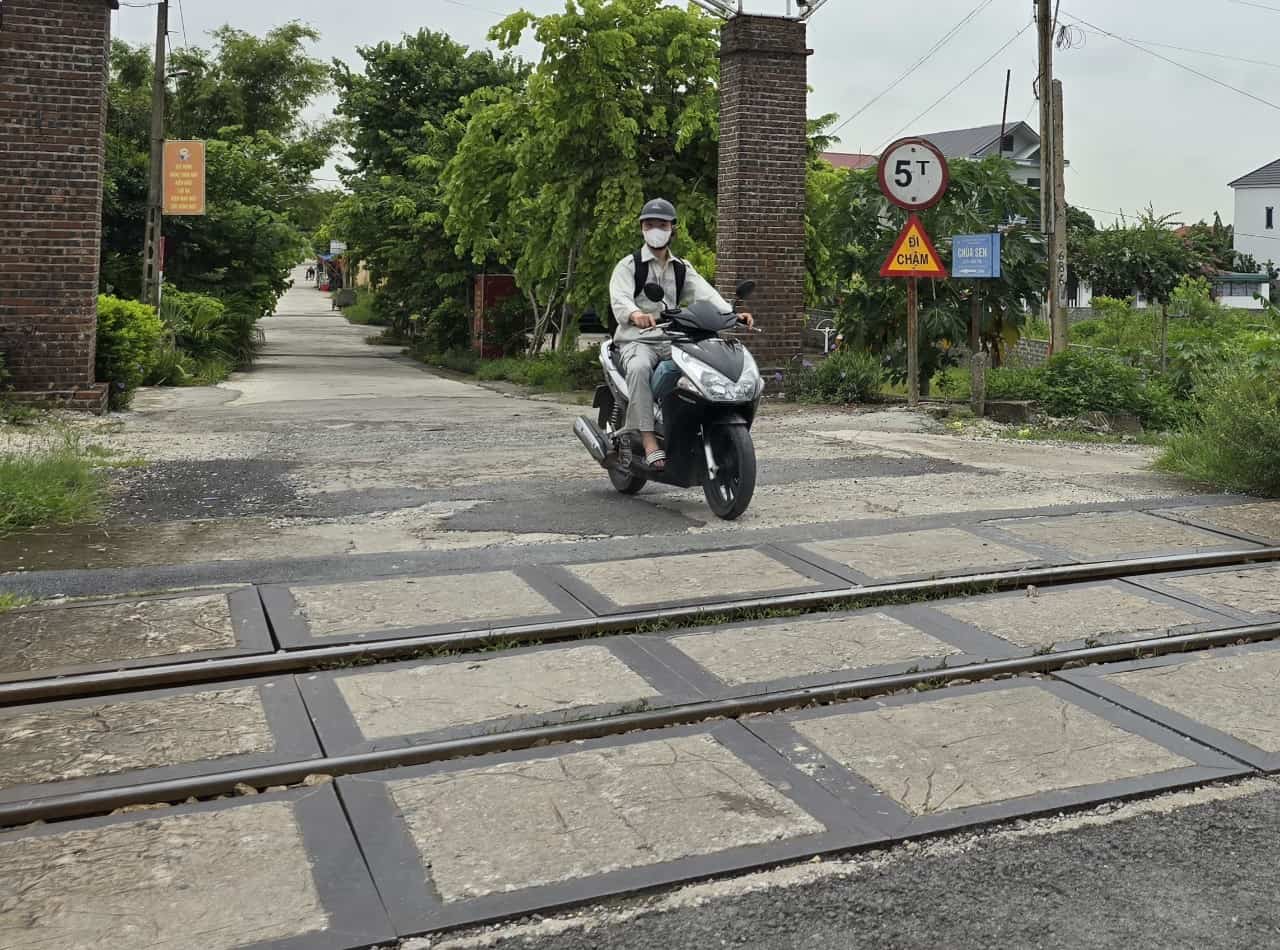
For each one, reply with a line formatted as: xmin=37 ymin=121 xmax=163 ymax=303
xmin=0 ymin=592 xmax=32 ymax=613
xmin=1157 ymin=365 xmax=1280 ymax=496
xmin=0 ymin=433 xmax=108 ymax=535
xmin=414 ymin=347 xmax=598 ymax=392
xmin=340 ymin=290 xmax=385 ymax=327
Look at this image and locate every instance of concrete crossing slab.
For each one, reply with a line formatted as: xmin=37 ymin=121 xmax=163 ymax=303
xmin=634 ymin=607 xmax=981 ymax=699
xmin=1152 ymin=501 xmax=1280 ymax=545
xmin=340 ymin=723 xmax=874 ymax=933
xmin=550 ymin=547 xmax=843 ymax=615
xmin=261 ymin=567 xmax=589 ymax=647
xmin=1057 ymin=642 xmax=1280 ymax=772
xmin=913 ymin=580 xmax=1230 ymax=655
xmin=784 ymin=527 xmax=1044 ymax=583
xmin=298 ymin=638 xmax=696 ymax=753
xmin=0 ymin=786 xmax=394 ymax=950
xmin=0 ymin=677 xmax=320 ymax=804
xmin=984 ymin=510 xmax=1254 ymax=561
xmin=1129 ymin=563 xmax=1280 ymax=623
xmin=745 ymin=679 xmax=1246 ymax=838
xmin=0 ymin=588 xmax=271 ymax=683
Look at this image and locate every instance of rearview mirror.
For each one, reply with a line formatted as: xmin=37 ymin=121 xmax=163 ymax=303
xmin=734 ymin=280 xmax=756 ymax=300
xmin=643 ymin=282 xmax=665 ymax=302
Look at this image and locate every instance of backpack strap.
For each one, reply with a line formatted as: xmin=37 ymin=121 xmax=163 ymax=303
xmin=632 ymin=249 xmax=648 ymax=299
xmin=632 ymin=250 xmax=687 ymax=305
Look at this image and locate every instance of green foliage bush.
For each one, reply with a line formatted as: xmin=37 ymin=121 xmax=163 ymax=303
xmin=786 ymin=350 xmax=884 ymax=404
xmin=1159 ymin=363 xmax=1280 ymax=496
xmin=96 ymin=295 xmax=164 ymax=408
xmin=147 ymin=288 xmax=263 ymax=386
xmin=1071 ymin=297 xmax=1159 ymax=363
xmin=985 ymin=365 xmax=1046 ymax=401
xmin=1036 ymin=349 xmax=1181 ymax=429
xmin=414 ymin=346 xmax=598 ymax=391
xmin=341 ymin=290 xmax=385 ymax=327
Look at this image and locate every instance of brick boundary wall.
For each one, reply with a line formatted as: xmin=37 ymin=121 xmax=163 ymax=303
xmin=1007 ymin=337 xmax=1118 ymax=368
xmin=716 ymin=15 xmax=808 ymax=374
xmin=0 ymin=0 xmax=117 ymax=412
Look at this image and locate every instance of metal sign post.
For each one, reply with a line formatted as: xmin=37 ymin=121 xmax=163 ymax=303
xmin=877 ymin=137 xmax=950 ymax=407
xmin=952 ymin=233 xmax=1002 ymax=415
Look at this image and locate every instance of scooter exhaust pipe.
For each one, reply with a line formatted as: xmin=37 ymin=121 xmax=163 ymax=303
xmin=574 ymin=416 xmax=610 ymax=465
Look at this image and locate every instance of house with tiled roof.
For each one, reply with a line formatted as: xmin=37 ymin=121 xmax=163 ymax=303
xmin=823 ymin=121 xmax=1045 ymax=190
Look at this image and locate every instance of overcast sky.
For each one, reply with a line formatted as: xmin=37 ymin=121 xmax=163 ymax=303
xmin=114 ymin=0 xmax=1280 ymax=232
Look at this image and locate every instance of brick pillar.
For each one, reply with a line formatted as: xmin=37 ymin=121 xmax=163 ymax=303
xmin=0 ymin=0 xmax=116 ymax=410
xmin=716 ymin=15 xmax=808 ymax=374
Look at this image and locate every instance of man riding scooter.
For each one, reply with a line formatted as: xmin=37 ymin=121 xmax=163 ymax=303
xmin=608 ymin=198 xmax=753 ymax=472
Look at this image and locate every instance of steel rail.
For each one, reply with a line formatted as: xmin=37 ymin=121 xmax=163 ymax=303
xmin=3 ymin=616 xmax=1278 ymax=829
xmin=2 ymin=546 xmax=1276 ymax=708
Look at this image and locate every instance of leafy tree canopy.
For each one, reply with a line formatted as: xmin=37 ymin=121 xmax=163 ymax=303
xmin=102 ymin=25 xmax=333 ymax=313
xmin=443 ymin=0 xmax=721 ymax=348
xmin=818 ymin=156 xmax=1045 ymax=381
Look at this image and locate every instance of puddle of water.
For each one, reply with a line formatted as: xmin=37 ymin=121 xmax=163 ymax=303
xmin=0 ymin=522 xmax=232 ymax=573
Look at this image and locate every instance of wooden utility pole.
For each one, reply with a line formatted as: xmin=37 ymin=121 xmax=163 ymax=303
xmin=1036 ymin=0 xmax=1065 ymax=351
xmin=1051 ymin=78 xmax=1068 ymax=352
xmin=141 ymin=0 xmax=168 ymax=308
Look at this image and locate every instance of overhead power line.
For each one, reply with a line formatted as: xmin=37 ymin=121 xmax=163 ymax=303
xmin=881 ymin=20 xmax=1035 ymax=150
xmin=1074 ymin=27 xmax=1280 ymax=70
xmin=829 ymin=0 xmax=997 ymax=138
xmin=1228 ymin=0 xmax=1280 ymax=13
xmin=175 ymin=0 xmax=189 ymax=48
xmin=1063 ymin=11 xmax=1280 ymax=114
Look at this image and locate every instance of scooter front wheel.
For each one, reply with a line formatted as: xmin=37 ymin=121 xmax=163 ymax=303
xmin=702 ymin=425 xmax=756 ymax=520
xmin=609 ymin=467 xmax=647 ymax=495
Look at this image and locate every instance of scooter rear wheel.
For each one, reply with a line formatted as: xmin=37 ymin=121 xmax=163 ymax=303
xmin=609 ymin=468 xmax=647 ymax=494
xmin=702 ymin=425 xmax=756 ymax=520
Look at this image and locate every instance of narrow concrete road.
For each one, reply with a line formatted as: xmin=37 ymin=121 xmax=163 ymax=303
xmin=0 ymin=265 xmax=1214 ymax=585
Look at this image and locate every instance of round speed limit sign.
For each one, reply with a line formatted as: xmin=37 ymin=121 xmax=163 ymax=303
xmin=877 ymin=137 xmax=949 ymax=211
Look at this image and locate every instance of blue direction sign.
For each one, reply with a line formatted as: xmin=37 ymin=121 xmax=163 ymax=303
xmin=952 ymin=233 xmax=1001 ymax=279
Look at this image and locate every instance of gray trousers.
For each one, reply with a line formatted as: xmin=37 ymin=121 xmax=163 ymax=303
xmin=621 ymin=340 xmax=672 ymax=433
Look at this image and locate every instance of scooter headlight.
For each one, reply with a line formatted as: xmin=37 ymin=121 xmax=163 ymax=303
xmin=673 ymin=349 xmax=760 ymax=402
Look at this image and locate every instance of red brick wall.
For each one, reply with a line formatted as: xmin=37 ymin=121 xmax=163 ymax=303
xmin=716 ymin=15 xmax=809 ymax=373
xmin=0 ymin=0 xmax=116 ymax=392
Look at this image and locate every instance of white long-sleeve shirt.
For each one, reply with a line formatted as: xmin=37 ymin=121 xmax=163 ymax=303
xmin=609 ymin=246 xmax=731 ymax=344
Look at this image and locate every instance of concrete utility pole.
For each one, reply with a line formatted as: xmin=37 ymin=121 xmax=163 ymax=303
xmin=141 ymin=0 xmax=168 ymax=309
xmin=1051 ymin=78 xmax=1068 ymax=352
xmin=1036 ymin=0 xmax=1066 ymax=352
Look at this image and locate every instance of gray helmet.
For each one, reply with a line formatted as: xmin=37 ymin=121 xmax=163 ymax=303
xmin=638 ymin=197 xmax=677 ymax=223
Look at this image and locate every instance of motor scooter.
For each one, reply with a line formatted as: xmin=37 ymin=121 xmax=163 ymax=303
xmin=574 ymin=281 xmax=762 ymax=520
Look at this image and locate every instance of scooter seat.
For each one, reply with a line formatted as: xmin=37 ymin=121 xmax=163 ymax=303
xmin=609 ymin=343 xmax=626 ymax=375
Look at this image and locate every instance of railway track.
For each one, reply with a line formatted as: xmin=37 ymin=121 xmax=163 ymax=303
xmin=4 ymin=545 xmax=1278 ymax=709
xmin=3 ymin=544 xmax=1278 ymax=831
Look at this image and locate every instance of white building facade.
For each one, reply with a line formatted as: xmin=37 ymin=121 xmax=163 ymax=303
xmin=1229 ymin=158 xmax=1280 ymax=270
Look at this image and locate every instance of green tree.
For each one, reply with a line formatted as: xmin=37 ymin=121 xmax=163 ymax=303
xmin=823 ymin=156 xmax=1045 ymax=385
xmin=1074 ymin=210 xmax=1197 ymax=369
xmin=101 ymin=41 xmax=155 ymax=296
xmin=444 ymin=0 xmax=720 ymax=351
xmin=1074 ymin=211 xmax=1195 ymax=304
xmin=168 ymin=24 xmax=330 ymax=140
xmin=328 ymin=30 xmax=526 ymax=346
xmin=101 ymin=25 xmax=333 ymax=313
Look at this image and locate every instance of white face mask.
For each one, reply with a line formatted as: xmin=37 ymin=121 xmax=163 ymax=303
xmin=643 ymin=226 xmax=672 ymax=249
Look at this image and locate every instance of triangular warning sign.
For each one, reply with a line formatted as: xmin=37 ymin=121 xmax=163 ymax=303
xmin=879 ymin=214 xmax=948 ymax=278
